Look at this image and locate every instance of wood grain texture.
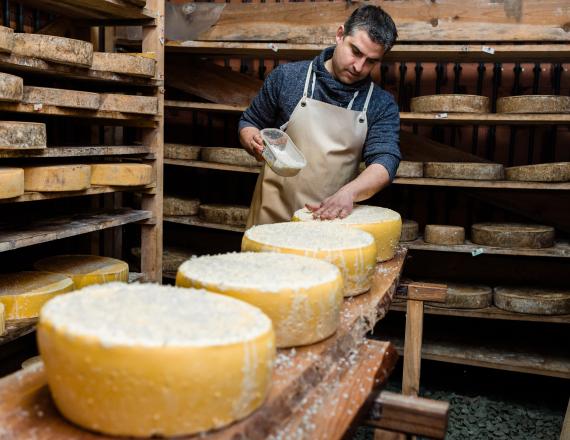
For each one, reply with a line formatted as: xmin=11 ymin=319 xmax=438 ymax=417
xmin=402 ymin=299 xmax=423 ymax=396
xmin=0 ymin=121 xmax=46 ymax=150
xmin=0 ymin=72 xmax=22 ymax=102
xmin=0 ymin=145 xmax=151 ymax=158
xmin=424 ymin=225 xmax=465 ymax=245
xmin=15 ymin=0 xmax=152 ymax=20
xmin=12 ymin=33 xmax=93 ymax=67
xmin=496 ymin=95 xmax=570 ymax=114
xmin=505 ymin=162 xmax=570 ymax=182
xmin=494 ymin=286 xmax=570 ymax=315
xmin=411 ymin=94 xmax=490 ymax=113
xmin=424 ymin=162 xmax=504 ymax=180
xmin=22 ymin=86 xmax=100 ymax=110
xmin=471 ymin=223 xmax=555 ymax=249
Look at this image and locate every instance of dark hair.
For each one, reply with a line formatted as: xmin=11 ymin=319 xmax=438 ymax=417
xmin=344 ymin=5 xmax=398 ymax=52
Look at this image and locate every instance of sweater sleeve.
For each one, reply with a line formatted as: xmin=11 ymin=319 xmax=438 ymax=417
xmin=238 ymin=66 xmax=283 ymax=132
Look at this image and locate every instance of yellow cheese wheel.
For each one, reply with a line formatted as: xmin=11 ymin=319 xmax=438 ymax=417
xmin=38 ymin=283 xmax=275 ymax=437
xmin=177 ymin=252 xmax=343 ymax=348
xmin=34 ymin=255 xmax=128 ymax=289
xmin=292 ymin=205 xmax=402 ymax=262
xmin=90 ymin=163 xmax=152 ymax=186
xmin=0 ymin=167 xmax=24 ymax=199
xmin=242 ymin=222 xmax=377 ymax=297
xmin=0 ymin=303 xmax=5 ymax=336
xmin=23 ymin=164 xmax=90 ymax=191
xmin=0 ymin=271 xmax=74 ymax=320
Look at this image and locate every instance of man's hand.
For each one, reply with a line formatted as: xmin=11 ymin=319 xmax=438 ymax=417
xmin=305 ymin=187 xmax=355 ymax=220
xmin=239 ymin=126 xmax=265 ymax=161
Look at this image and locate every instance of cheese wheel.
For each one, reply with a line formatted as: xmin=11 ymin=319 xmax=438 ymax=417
xmin=427 ymin=283 xmax=492 ymax=309
xmin=396 ymin=161 xmax=423 ymax=178
xmin=177 ymin=252 xmax=343 ymax=348
xmin=0 ymin=167 xmax=24 ymax=199
xmin=471 ymin=223 xmax=555 ymax=249
xmin=37 ymin=283 xmax=275 ymax=437
xmin=496 ymin=95 xmax=570 ymax=114
xmin=165 ymin=144 xmax=201 ymax=160
xmin=12 ymin=33 xmax=93 ymax=67
xmin=424 ymin=162 xmax=504 ymax=180
xmin=24 ymin=164 xmax=91 ymax=192
xmin=22 ymin=86 xmax=100 ymax=110
xmin=201 ymin=147 xmax=260 ymax=167
xmin=0 ymin=121 xmax=46 ymax=149
xmin=99 ymin=94 xmax=158 ymax=115
xmin=292 ymin=205 xmax=402 ymax=262
xmin=0 ymin=303 xmax=5 ymax=336
xmin=242 ymin=222 xmax=377 ymax=296
xmin=505 ymin=162 xmax=570 ymax=182
xmin=90 ymin=163 xmax=152 ymax=186
xmin=424 ymin=225 xmax=465 ymax=245
xmin=34 ymin=255 xmax=128 ymax=289
xmin=199 ymin=204 xmax=249 ymax=227
xmin=0 ymin=25 xmax=14 ymax=53
xmin=494 ymin=286 xmax=570 ymax=315
xmin=91 ymin=52 xmax=156 ymax=78
xmin=411 ymin=94 xmax=490 ymax=113
xmin=164 ymin=195 xmax=200 ymax=216
xmin=0 ymin=72 xmax=23 ymax=102
xmin=400 ymin=219 xmax=419 ymax=242
xmin=0 ymin=271 xmax=74 ymax=320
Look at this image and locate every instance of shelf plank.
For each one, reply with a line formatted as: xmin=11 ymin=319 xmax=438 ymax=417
xmin=0 ymin=208 xmax=152 ymax=253
xmin=164 ymin=158 xmax=260 ymax=174
xmin=400 ymin=112 xmax=570 ymax=125
xmin=15 ymin=0 xmax=154 ymax=21
xmin=0 ymin=318 xmax=36 ymax=347
xmin=0 ymin=185 xmax=154 ymax=204
xmin=165 ymin=100 xmax=245 ymax=113
xmin=164 ymin=215 xmax=245 ymax=233
xmin=394 ymin=177 xmax=570 ymax=190
xmin=0 ymin=145 xmax=151 ymax=158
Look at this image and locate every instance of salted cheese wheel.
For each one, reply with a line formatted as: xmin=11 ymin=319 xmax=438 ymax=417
xmin=496 ymin=95 xmax=570 ymax=114
xmin=424 ymin=225 xmax=465 ymax=245
xmin=242 ymin=222 xmax=377 ymax=296
xmin=177 ymin=252 xmax=343 ymax=348
xmin=37 ymin=283 xmax=275 ymax=437
xmin=99 ymin=94 xmax=158 ymax=115
xmin=12 ymin=33 xmax=93 ymax=67
xmin=400 ymin=219 xmax=419 ymax=242
xmin=424 ymin=162 xmax=504 ymax=180
xmin=427 ymin=283 xmax=492 ymax=309
xmin=0 ymin=167 xmax=24 ymax=199
xmin=22 ymin=86 xmax=100 ymax=110
xmin=201 ymin=147 xmax=260 ymax=167
xmin=0 ymin=25 xmax=14 ymax=53
xmin=0 ymin=271 xmax=74 ymax=320
xmin=411 ymin=94 xmax=490 ymax=113
xmin=471 ymin=223 xmax=555 ymax=249
xmin=396 ymin=161 xmax=423 ymax=178
xmin=24 ymin=164 xmax=91 ymax=192
xmin=494 ymin=286 xmax=570 ymax=315
xmin=0 ymin=121 xmax=46 ymax=149
xmin=91 ymin=52 xmax=156 ymax=78
xmin=0 ymin=72 xmax=23 ymax=102
xmin=292 ymin=205 xmax=401 ymax=262
xmin=199 ymin=204 xmax=249 ymax=227
xmin=165 ymin=144 xmax=201 ymax=160
xmin=34 ymin=255 xmax=128 ymax=289
xmin=90 ymin=163 xmax=152 ymax=186
xmin=164 ymin=195 xmax=200 ymax=216
xmin=505 ymin=162 xmax=570 ymax=182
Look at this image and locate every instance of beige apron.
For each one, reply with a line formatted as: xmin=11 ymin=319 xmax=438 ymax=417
xmin=247 ymin=61 xmax=374 ymax=227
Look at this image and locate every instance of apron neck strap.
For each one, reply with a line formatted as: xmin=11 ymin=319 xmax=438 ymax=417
xmin=358 ymin=82 xmax=375 ymax=122
xmin=302 ymin=62 xmax=313 ymax=105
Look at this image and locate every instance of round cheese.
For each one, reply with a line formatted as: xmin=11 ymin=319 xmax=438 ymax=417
xmin=427 ymin=283 xmax=492 ymax=309
xmin=0 ymin=72 xmax=23 ymax=102
xmin=176 ymin=252 xmax=343 ymax=348
xmin=199 ymin=204 xmax=249 ymax=227
xmin=0 ymin=167 xmax=24 ymax=199
xmin=411 ymin=94 xmax=490 ymax=113
xmin=23 ymin=164 xmax=91 ymax=192
xmin=424 ymin=225 xmax=465 ymax=245
xmin=37 ymin=283 xmax=275 ymax=437
xmin=396 ymin=161 xmax=423 ymax=178
xmin=424 ymin=162 xmax=504 ymax=180
xmin=505 ymin=162 xmax=570 ymax=182
xmin=496 ymin=95 xmax=570 ymax=114
xmin=292 ymin=205 xmax=401 ymax=262
xmin=400 ymin=219 xmax=419 ymax=242
xmin=494 ymin=286 xmax=570 ymax=315
xmin=90 ymin=163 xmax=153 ymax=186
xmin=164 ymin=195 xmax=200 ymax=216
xmin=201 ymin=147 xmax=260 ymax=167
xmin=0 ymin=121 xmax=46 ymax=149
xmin=471 ymin=223 xmax=555 ymax=249
xmin=165 ymin=144 xmax=201 ymax=160
xmin=34 ymin=255 xmax=128 ymax=289
xmin=0 ymin=271 xmax=74 ymax=320
xmin=242 ymin=222 xmax=377 ymax=297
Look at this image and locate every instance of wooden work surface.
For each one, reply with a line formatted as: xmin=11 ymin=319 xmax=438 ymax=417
xmin=0 ymin=249 xmax=405 ymax=440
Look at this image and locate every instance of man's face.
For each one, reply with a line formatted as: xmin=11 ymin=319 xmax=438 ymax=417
xmin=331 ymin=26 xmax=385 ymax=85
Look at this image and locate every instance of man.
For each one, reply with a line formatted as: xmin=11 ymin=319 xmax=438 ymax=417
xmin=239 ymin=5 xmax=400 ymax=226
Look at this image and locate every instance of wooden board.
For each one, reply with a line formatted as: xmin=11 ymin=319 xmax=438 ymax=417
xmin=0 ymin=26 xmax=13 ymax=53
xmin=0 ymin=72 xmax=22 ymax=102
xmin=0 ymin=145 xmax=151 ymax=158
xmin=400 ymin=220 xmax=419 ymax=242
xmin=424 ymin=225 xmax=465 ymax=245
xmin=426 ymin=283 xmax=492 ymax=309
xmin=410 ymin=95 xmax=489 ymax=113
xmin=198 ymin=204 xmax=249 ymax=227
xmin=0 ymin=121 xmax=46 ymax=150
xmin=471 ymin=223 xmax=555 ymax=249
xmin=505 ymin=162 xmax=570 ymax=182
xmin=99 ymin=94 xmax=158 ymax=115
xmin=164 ymin=144 xmax=201 ymax=160
xmin=395 ymin=161 xmax=422 ymax=178
xmin=400 ymin=112 xmax=570 ymax=125
xmin=14 ymin=0 xmax=153 ymax=20
xmin=164 ymin=195 xmax=200 ymax=216
xmin=164 ymin=158 xmax=260 ymax=174
xmin=496 ymin=95 xmax=570 ymax=114
xmin=424 ymin=162 xmax=504 ymax=180
xmin=494 ymin=286 xmax=570 ymax=315
xmin=393 ymin=176 xmax=570 ymax=190
xmin=12 ymin=34 xmax=93 ymax=68
xmin=92 ymin=52 xmax=155 ymax=78
xmin=22 ymin=86 xmax=100 ymax=110
xmin=201 ymin=146 xmax=260 ymax=168
xmin=164 ymin=215 xmax=245 ymax=233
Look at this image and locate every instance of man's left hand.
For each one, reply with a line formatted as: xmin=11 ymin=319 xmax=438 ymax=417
xmin=305 ymin=188 xmax=355 ymax=220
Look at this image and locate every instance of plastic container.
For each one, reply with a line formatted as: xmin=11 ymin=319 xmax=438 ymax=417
xmin=260 ymin=128 xmax=307 ymax=177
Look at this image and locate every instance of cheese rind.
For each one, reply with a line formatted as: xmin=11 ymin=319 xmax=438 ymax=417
xmin=92 ymin=52 xmax=156 ymax=78
xmin=0 ymin=121 xmax=46 ymax=149
xmin=23 ymin=164 xmax=91 ymax=191
xmin=22 ymin=86 xmax=100 ymax=110
xmin=411 ymin=94 xmax=490 ymax=113
xmin=0 ymin=303 xmax=5 ymax=336
xmin=176 ymin=252 xmax=343 ymax=347
xmin=165 ymin=144 xmax=201 ymax=160
xmin=396 ymin=161 xmax=423 ymax=178
xmin=201 ymin=147 xmax=260 ymax=167
xmin=424 ymin=162 xmax=504 ymax=180
xmin=38 ymin=283 xmax=275 ymax=437
xmin=494 ymin=286 xmax=570 ymax=315
xmin=0 ymin=26 xmax=14 ymax=53
xmin=199 ymin=204 xmax=249 ymax=227
xmin=242 ymin=222 xmax=377 ymax=296
xmin=400 ymin=219 xmax=419 ymax=242
xmin=164 ymin=195 xmax=200 ymax=216
xmin=471 ymin=223 xmax=555 ymax=249
xmin=496 ymin=95 xmax=570 ymax=114
xmin=12 ymin=33 xmax=93 ymax=67
xmin=90 ymin=163 xmax=152 ymax=186
xmin=505 ymin=162 xmax=570 ymax=182
xmin=0 ymin=72 xmax=23 ymax=102
xmin=99 ymin=94 xmax=158 ymax=115
xmin=0 ymin=167 xmax=24 ymax=199
xmin=427 ymin=283 xmax=492 ymax=309
xmin=424 ymin=225 xmax=465 ymax=245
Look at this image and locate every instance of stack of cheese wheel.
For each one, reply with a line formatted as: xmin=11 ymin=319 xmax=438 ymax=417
xmin=34 ymin=255 xmax=128 ymax=288
xmin=0 ymin=272 xmax=74 ymax=320
xmin=242 ymin=222 xmax=377 ymax=296
xmin=292 ymin=205 xmax=402 ymax=262
xmin=38 ymin=283 xmax=275 ymax=437
xmin=177 ymin=252 xmax=343 ymax=347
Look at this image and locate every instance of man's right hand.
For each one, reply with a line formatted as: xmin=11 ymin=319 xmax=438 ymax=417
xmin=239 ymin=127 xmax=265 ymax=162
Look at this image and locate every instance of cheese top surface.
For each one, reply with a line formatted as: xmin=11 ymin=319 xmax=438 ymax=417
xmin=35 ymin=255 xmax=126 ymax=275
xmin=294 ymin=205 xmax=401 ymax=224
xmin=245 ymin=222 xmax=374 ymax=250
xmin=40 ymin=283 xmax=272 ymax=348
xmin=178 ymin=252 xmax=340 ymax=292
xmin=0 ymin=271 xmax=73 ymax=295
xmin=0 ymin=167 xmax=23 ymax=176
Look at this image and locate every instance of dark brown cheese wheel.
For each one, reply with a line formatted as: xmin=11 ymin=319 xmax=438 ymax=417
xmin=400 ymin=220 xmax=419 ymax=242
xmin=201 ymin=147 xmax=260 ymax=168
xmin=505 ymin=162 xmax=570 ymax=182
xmin=198 ymin=204 xmax=249 ymax=227
xmin=411 ymin=94 xmax=490 ymax=113
xmin=0 ymin=72 xmax=23 ymax=102
xmin=164 ymin=144 xmax=201 ymax=161
xmin=164 ymin=196 xmax=200 ymax=216
xmin=427 ymin=283 xmax=493 ymax=309
xmin=396 ymin=161 xmax=423 ymax=178
xmin=496 ymin=95 xmax=570 ymax=114
xmin=494 ymin=286 xmax=570 ymax=315
xmin=424 ymin=225 xmax=465 ymax=245
xmin=471 ymin=223 xmax=555 ymax=249
xmin=424 ymin=162 xmax=504 ymax=180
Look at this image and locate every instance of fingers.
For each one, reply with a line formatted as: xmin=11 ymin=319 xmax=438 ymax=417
xmin=251 ymin=134 xmax=265 ymax=161
xmin=305 ymin=203 xmax=321 ymax=213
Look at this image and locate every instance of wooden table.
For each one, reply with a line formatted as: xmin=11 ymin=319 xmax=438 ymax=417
xmin=0 ymin=249 xmax=406 ymax=439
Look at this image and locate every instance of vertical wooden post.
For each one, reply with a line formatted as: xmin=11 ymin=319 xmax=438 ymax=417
xmin=402 ymin=299 xmax=424 ymax=396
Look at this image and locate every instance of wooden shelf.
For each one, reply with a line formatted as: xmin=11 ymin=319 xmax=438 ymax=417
xmin=0 ymin=318 xmax=36 ymax=347
xmin=0 ymin=208 xmax=152 ymax=253
xmin=164 ymin=158 xmax=260 ymax=174
xmin=400 ymin=112 xmax=570 ymax=125
xmin=164 ymin=215 xmax=245 ymax=233
xmin=401 ymin=238 xmax=570 ymax=258
xmin=0 ymin=145 xmax=152 ymax=159
xmin=0 ymin=185 xmax=154 ymax=204
xmin=165 ymin=100 xmax=245 ymax=113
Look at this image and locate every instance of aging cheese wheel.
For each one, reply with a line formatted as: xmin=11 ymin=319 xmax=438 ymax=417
xmin=242 ymin=222 xmax=377 ymax=296
xmin=0 ymin=271 xmax=74 ymax=320
xmin=505 ymin=162 xmax=570 ymax=182
xmin=24 ymin=164 xmax=91 ymax=191
xmin=165 ymin=144 xmax=201 ymax=160
xmin=496 ymin=95 xmax=570 ymax=114
xmin=132 ymin=247 xmax=194 ymax=274
xmin=0 ymin=167 xmax=24 ymax=199
xmin=201 ymin=147 xmax=261 ymax=167
xmin=494 ymin=286 xmax=570 ymax=315
xmin=400 ymin=219 xmax=419 ymax=242
xmin=292 ymin=205 xmax=401 ymax=262
xmin=37 ymin=283 xmax=275 ymax=437
xmin=471 ymin=223 xmax=555 ymax=249
xmin=164 ymin=195 xmax=200 ymax=216
xmin=411 ymin=94 xmax=490 ymax=113
xmin=99 ymin=94 xmax=158 ymax=115
xmin=424 ymin=225 xmax=465 ymax=245
xmin=12 ymin=33 xmax=93 ymax=67
xmin=34 ymin=255 xmax=128 ymax=289
xmin=0 ymin=25 xmax=14 ymax=53
xmin=396 ymin=161 xmax=423 ymax=178
xmin=0 ymin=303 xmax=4 ymax=336
xmin=199 ymin=204 xmax=249 ymax=227
xmin=22 ymin=86 xmax=100 ymax=110
xmin=91 ymin=52 xmax=156 ymax=78
xmin=0 ymin=121 xmax=46 ymax=149
xmin=427 ymin=283 xmax=492 ymax=309
xmin=177 ymin=252 xmax=343 ymax=348
xmin=90 ymin=163 xmax=152 ymax=186
xmin=0 ymin=72 xmax=23 ymax=102
xmin=424 ymin=162 xmax=504 ymax=180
